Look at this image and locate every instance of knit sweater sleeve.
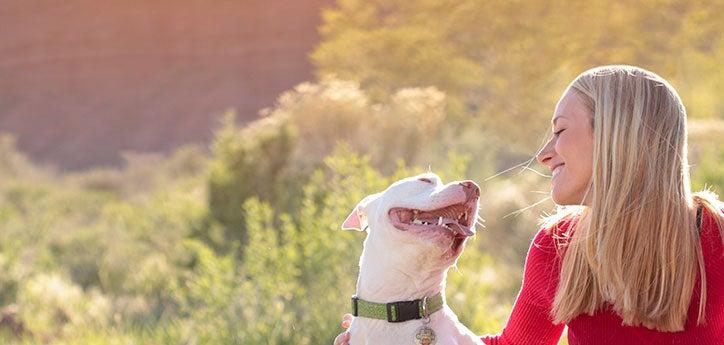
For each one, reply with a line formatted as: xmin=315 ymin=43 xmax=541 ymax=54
xmin=481 ymin=227 xmax=566 ymax=345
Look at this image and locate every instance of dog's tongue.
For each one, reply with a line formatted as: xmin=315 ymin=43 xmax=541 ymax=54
xmin=446 ymin=222 xmax=475 ymax=237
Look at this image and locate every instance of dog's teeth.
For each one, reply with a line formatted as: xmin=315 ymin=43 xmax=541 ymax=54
xmin=463 ymin=212 xmax=467 ymax=221
xmin=438 ymin=217 xmax=443 ymax=226
xmin=412 ymin=219 xmax=423 ymax=225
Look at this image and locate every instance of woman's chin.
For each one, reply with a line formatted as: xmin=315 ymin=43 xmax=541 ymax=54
xmin=551 ymin=188 xmax=578 ymax=206
xmin=551 ymin=194 xmax=567 ymax=205
xmin=552 ymin=192 xmax=587 ymax=206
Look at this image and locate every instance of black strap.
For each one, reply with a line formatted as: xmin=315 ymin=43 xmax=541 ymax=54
xmin=696 ymin=205 xmax=703 ymax=233
xmin=352 ymin=296 xmax=359 ymax=316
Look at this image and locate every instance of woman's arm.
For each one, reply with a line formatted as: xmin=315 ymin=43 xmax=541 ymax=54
xmin=481 ymin=228 xmax=566 ymax=345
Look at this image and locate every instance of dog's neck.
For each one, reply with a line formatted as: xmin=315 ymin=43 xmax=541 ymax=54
xmin=355 ymin=232 xmax=449 ymax=303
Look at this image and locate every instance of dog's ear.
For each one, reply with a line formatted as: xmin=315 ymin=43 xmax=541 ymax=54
xmin=341 ymin=207 xmax=365 ymax=231
xmin=341 ymin=193 xmax=380 ymax=231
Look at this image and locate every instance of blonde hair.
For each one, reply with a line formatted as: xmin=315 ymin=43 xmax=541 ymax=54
xmin=547 ymin=65 xmax=724 ymax=331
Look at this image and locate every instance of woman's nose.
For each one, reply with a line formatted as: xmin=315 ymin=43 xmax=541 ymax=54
xmin=536 ymin=138 xmax=554 ymax=166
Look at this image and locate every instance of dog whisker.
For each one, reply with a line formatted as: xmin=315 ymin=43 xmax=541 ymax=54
xmin=486 ymin=131 xmax=556 ymax=182
xmin=484 ymin=157 xmax=536 ymax=181
xmin=514 ymin=157 xmax=538 ymax=177
xmin=519 ymin=166 xmax=551 ymax=178
xmin=502 ymin=196 xmax=552 ymax=219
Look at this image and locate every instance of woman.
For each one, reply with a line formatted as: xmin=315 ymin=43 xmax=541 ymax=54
xmin=334 ymin=65 xmax=724 ymax=344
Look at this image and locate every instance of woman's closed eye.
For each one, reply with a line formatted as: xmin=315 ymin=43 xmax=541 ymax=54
xmin=554 ymin=128 xmax=566 ymax=136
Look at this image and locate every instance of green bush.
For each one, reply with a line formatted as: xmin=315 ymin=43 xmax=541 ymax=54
xmin=1 ymin=2 xmax=723 ymax=343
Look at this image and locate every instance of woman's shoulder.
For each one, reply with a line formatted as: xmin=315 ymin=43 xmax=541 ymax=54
xmin=694 ymin=192 xmax=723 ymax=244
xmin=699 ymin=202 xmax=724 ymax=254
xmin=534 ymin=210 xmax=580 ymax=251
xmin=524 ymin=216 xmax=578 ymax=266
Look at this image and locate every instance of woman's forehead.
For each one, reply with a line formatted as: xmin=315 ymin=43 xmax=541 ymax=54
xmin=553 ymin=91 xmax=590 ymax=123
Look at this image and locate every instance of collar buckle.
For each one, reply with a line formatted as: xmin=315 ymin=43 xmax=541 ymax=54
xmin=352 ymin=296 xmax=359 ymax=316
xmin=386 ymin=299 xmax=422 ymax=323
xmin=421 ymin=296 xmax=429 ymax=318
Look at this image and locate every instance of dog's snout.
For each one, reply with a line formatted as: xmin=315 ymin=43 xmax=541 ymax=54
xmin=459 ymin=180 xmax=480 ymax=199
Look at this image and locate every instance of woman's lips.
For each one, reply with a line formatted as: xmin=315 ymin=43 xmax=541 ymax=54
xmin=552 ymin=164 xmax=564 ymax=178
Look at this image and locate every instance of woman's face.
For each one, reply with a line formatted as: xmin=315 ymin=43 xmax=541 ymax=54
xmin=536 ymin=90 xmax=594 ymax=206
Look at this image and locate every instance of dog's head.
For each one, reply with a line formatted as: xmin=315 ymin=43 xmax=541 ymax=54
xmin=342 ymin=173 xmax=480 ymax=263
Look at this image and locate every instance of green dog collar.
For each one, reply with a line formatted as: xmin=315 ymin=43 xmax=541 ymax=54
xmin=351 ymin=292 xmax=444 ymax=323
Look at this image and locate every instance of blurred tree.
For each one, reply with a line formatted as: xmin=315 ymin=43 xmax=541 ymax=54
xmin=207 ymin=111 xmax=297 ymax=251
xmin=312 ymin=0 xmax=724 ymax=152
xmin=2 ymin=1 xmax=724 ymax=343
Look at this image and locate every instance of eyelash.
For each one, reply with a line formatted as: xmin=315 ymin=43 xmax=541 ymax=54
xmin=554 ymin=129 xmax=565 ymax=136
xmin=418 ymin=178 xmax=434 ymax=184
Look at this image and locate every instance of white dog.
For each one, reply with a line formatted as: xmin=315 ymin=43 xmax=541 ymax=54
xmin=342 ymin=173 xmax=483 ymax=345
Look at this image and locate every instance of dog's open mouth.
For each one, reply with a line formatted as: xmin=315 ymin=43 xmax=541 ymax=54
xmin=388 ymin=199 xmax=478 ymax=254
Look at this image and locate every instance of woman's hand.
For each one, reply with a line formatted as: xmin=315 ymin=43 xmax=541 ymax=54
xmin=333 ymin=313 xmax=354 ymax=345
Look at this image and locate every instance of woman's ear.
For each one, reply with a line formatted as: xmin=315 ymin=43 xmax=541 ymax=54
xmin=341 ymin=193 xmax=381 ymax=231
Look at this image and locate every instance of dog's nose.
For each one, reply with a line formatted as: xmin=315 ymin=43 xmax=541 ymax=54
xmin=459 ymin=180 xmax=480 ymax=199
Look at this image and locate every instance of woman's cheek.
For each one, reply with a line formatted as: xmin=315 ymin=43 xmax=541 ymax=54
xmin=554 ymin=137 xmax=565 ymax=157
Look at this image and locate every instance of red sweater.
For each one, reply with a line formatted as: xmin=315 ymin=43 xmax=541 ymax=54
xmin=482 ymin=208 xmax=724 ymax=345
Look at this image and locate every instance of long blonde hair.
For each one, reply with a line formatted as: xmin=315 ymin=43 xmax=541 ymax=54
xmin=548 ymin=65 xmax=724 ymax=332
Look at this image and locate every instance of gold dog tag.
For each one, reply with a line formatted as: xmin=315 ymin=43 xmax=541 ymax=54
xmin=415 ymin=326 xmax=436 ymax=345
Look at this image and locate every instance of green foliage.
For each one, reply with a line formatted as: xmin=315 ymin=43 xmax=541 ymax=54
xmin=313 ymin=0 xmax=724 ymax=149
xmin=208 ymin=111 xmax=297 ymax=250
xmin=1 ymin=2 xmax=724 ymax=344
xmin=689 ymin=119 xmax=724 ymax=192
xmin=171 ymin=239 xmax=240 ymax=344
xmin=16 ymin=273 xmax=110 ymax=338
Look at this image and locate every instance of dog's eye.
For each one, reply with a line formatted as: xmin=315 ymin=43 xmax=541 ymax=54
xmin=418 ymin=177 xmax=434 ymax=184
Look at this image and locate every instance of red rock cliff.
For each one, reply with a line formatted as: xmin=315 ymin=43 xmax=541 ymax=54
xmin=0 ymin=0 xmax=331 ymax=170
